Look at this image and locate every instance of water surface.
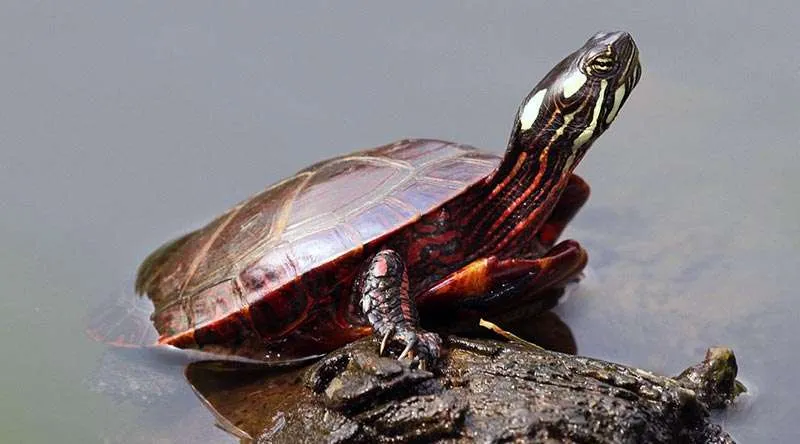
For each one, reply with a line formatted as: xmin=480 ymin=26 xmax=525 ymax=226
xmin=1 ymin=2 xmax=797 ymax=442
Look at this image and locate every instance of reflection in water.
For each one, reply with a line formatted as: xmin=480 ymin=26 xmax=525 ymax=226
xmin=186 ymin=361 xmax=308 ymax=442
xmin=87 ymin=347 xmax=235 ymax=443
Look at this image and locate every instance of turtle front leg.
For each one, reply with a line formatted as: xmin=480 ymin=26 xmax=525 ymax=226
xmin=356 ymin=249 xmax=442 ymax=366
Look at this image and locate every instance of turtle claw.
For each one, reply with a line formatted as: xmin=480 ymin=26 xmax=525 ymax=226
xmin=380 ymin=327 xmax=441 ymax=367
xmin=379 ymin=327 xmax=394 ymax=356
xmin=397 ymin=340 xmax=414 ymax=361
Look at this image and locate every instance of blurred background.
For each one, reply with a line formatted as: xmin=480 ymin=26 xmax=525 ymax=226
xmin=1 ymin=2 xmax=797 ymax=442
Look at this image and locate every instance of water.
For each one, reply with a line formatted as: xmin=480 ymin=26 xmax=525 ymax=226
xmin=1 ymin=2 xmax=797 ymax=442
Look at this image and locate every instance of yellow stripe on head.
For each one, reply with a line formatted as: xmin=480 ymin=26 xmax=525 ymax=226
xmin=519 ymin=89 xmax=547 ymax=131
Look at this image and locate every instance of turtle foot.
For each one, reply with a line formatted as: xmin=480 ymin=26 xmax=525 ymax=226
xmin=379 ymin=326 xmax=442 ymax=368
xmin=356 ymin=249 xmax=442 ymax=368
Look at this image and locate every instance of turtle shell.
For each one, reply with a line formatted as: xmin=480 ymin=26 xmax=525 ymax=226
xmin=134 ymin=139 xmax=499 ymax=357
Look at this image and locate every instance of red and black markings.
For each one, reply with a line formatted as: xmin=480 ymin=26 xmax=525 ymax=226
xmin=417 ymin=239 xmax=588 ymax=328
xmin=457 ymin=75 xmax=599 ymax=259
xmin=247 ymin=283 xmax=312 ymax=340
xmin=534 ymin=174 xmax=590 ymax=248
xmin=399 ymin=208 xmax=464 ymax=287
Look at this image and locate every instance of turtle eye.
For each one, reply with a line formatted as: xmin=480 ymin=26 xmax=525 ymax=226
xmin=586 ymin=52 xmax=618 ymax=77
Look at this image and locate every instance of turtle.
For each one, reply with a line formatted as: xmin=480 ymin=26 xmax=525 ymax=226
xmin=90 ymin=31 xmax=641 ymax=366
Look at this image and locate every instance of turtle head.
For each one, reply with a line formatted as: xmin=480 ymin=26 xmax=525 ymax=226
xmin=512 ymin=31 xmax=640 ymax=167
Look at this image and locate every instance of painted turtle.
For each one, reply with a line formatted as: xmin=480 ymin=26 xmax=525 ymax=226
xmin=91 ymin=31 xmax=641 ymax=366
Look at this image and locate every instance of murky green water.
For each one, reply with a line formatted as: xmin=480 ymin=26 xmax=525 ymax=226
xmin=2 ymin=2 xmax=797 ymax=442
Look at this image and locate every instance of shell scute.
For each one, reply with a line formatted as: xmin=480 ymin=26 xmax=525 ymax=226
xmin=135 ymin=139 xmax=501 ymax=350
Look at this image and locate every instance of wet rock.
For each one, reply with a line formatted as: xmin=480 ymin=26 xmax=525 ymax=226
xmin=675 ymin=346 xmax=745 ymax=410
xmin=219 ymin=337 xmax=741 ymax=443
